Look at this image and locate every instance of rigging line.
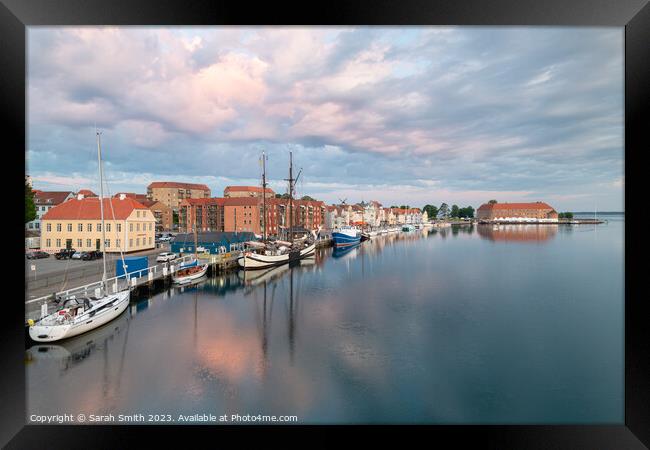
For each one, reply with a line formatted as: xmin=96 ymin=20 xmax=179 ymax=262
xmin=99 ymin=145 xmax=128 ymax=284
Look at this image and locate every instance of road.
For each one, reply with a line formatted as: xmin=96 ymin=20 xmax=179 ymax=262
xmin=25 ymin=244 xmax=172 ymax=300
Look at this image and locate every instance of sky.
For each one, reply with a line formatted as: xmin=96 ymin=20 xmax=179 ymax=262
xmin=27 ymin=27 xmax=624 ymax=211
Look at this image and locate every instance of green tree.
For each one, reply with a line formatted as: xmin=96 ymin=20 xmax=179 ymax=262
xmin=276 ymin=193 xmax=290 ymax=199
xmin=25 ymin=178 xmax=36 ymax=224
xmin=450 ymin=204 xmax=460 ymax=218
xmin=558 ymin=212 xmax=573 ymax=219
xmin=488 ymin=199 xmax=498 ymax=204
xmin=422 ymin=204 xmax=438 ymax=220
xmin=458 ymin=206 xmax=475 ymax=218
xmin=301 ymin=195 xmax=315 ymax=201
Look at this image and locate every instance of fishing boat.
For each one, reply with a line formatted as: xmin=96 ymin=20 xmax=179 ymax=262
xmin=172 ymin=222 xmax=208 ymax=284
xmin=29 ymin=132 xmax=130 ymax=342
xmin=402 ymin=224 xmax=415 ymax=232
xmin=333 ymin=225 xmax=362 ymax=247
xmin=238 ymin=151 xmax=317 ymax=270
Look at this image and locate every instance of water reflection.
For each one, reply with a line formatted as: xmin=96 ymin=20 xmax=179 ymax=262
xmin=26 ymin=222 xmax=622 ymax=423
xmin=476 ymin=224 xmax=558 ymax=242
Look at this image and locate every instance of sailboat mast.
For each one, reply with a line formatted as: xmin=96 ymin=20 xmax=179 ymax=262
xmin=288 ymin=152 xmax=293 ymax=241
xmin=262 ymin=151 xmax=267 ymax=242
xmin=193 ymin=214 xmax=198 ymax=259
xmin=96 ymin=131 xmax=107 ymax=285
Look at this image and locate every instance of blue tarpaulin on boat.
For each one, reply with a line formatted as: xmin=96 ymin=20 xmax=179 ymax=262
xmin=179 ymin=259 xmax=198 ymax=268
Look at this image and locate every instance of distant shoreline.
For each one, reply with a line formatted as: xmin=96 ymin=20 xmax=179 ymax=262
xmin=572 ymin=211 xmax=624 ymax=215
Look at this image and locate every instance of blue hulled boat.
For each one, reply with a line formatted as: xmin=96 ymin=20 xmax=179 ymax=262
xmin=332 ymin=226 xmax=361 ymax=247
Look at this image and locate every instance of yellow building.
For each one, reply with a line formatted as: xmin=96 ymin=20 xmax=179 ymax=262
xmin=146 ymin=181 xmax=211 ymax=211
xmin=40 ymin=194 xmax=156 ymax=253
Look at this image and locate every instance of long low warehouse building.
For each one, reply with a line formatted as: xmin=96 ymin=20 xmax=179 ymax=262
xmin=170 ymin=231 xmax=256 ymax=255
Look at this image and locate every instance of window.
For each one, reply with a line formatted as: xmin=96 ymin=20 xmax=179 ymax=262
xmin=68 ymin=223 xmax=73 ymax=232
xmin=116 ymin=239 xmax=121 ymax=247
xmin=87 ymin=239 xmax=91 ymax=247
xmin=56 ymin=239 xmax=61 ymax=247
xmin=88 ymin=223 xmax=92 ymax=232
xmin=117 ymin=223 xmax=121 ymax=232
xmin=78 ymin=223 xmax=83 ymax=232
xmin=148 ymin=237 xmax=152 ymax=245
xmin=35 ymin=222 xmax=40 ymax=229
xmin=129 ymin=239 xmax=133 ymax=248
xmin=105 ymin=239 xmax=110 ymax=248
xmin=97 ymin=223 xmax=102 ymax=232
xmin=106 ymin=223 xmax=111 ymax=232
xmin=129 ymin=223 xmax=133 ymax=232
xmin=77 ymin=239 xmax=82 ymax=247
xmin=46 ymin=239 xmax=51 ymax=247
xmin=136 ymin=238 xmax=140 ymax=246
xmin=46 ymin=223 xmax=51 ymax=232
xmin=136 ymin=210 xmax=140 ymax=218
xmin=149 ymin=223 xmax=152 ymax=231
xmin=136 ymin=223 xmax=140 ymax=231
xmin=56 ymin=223 xmax=61 ymax=232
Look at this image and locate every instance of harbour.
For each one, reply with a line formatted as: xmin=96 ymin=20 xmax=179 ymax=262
xmin=25 ymin=214 xmax=624 ymax=424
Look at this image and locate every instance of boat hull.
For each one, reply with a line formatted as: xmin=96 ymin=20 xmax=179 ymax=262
xmin=29 ymin=290 xmax=130 ymax=342
xmin=238 ymin=243 xmax=315 ymax=270
xmin=333 ymin=231 xmax=361 ymax=247
xmin=172 ymin=263 xmax=209 ymax=284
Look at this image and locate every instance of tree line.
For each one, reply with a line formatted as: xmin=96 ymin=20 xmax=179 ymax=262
xmin=422 ymin=203 xmax=475 ymax=220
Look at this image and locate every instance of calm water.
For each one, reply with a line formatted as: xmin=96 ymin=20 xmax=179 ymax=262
xmin=26 ymin=214 xmax=624 ymax=424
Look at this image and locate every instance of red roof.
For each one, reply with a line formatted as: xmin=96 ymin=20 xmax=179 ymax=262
xmin=224 ymin=186 xmax=275 ymax=194
xmin=478 ymin=202 xmax=555 ymax=211
xmin=34 ymin=191 xmax=73 ymax=205
xmin=148 ymin=181 xmax=210 ymax=191
xmin=42 ymin=197 xmax=149 ymax=220
xmin=77 ymin=189 xmax=97 ymax=197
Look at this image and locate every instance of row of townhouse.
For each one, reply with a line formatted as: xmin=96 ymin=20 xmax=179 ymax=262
xmin=324 ymin=202 xmax=428 ymax=228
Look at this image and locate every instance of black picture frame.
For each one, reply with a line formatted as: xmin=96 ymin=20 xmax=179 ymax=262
xmin=2 ymin=0 xmax=647 ymax=447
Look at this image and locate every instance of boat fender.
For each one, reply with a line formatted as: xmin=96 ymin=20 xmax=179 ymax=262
xmin=27 ymin=319 xmax=34 ymax=327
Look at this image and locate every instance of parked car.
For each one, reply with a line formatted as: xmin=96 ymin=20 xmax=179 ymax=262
xmin=82 ymin=250 xmax=103 ymax=261
xmin=54 ymin=248 xmax=76 ymax=260
xmin=156 ymin=252 xmax=177 ymax=263
xmin=71 ymin=251 xmax=84 ymax=260
xmin=26 ymin=250 xmax=50 ymax=259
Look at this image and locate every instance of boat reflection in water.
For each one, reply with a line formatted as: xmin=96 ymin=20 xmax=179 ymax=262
xmin=26 ymin=309 xmax=132 ymax=381
xmin=332 ymin=242 xmax=361 ymax=259
xmin=476 ymin=224 xmax=558 ymax=242
xmin=25 ymin=222 xmax=621 ymax=424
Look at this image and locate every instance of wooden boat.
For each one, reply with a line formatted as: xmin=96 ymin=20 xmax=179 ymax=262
xmin=173 ymin=224 xmax=208 ymax=284
xmin=172 ymin=262 xmax=209 ymax=284
xmin=238 ymin=151 xmax=317 ymax=270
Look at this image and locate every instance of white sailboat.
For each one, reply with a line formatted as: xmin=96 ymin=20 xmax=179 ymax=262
xmin=29 ymin=132 xmax=131 ymax=342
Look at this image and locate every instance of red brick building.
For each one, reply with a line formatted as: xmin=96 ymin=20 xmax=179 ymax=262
xmin=179 ymin=193 xmax=324 ymax=236
xmin=476 ymin=202 xmax=558 ymax=222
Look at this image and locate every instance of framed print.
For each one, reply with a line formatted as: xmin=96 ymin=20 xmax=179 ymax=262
xmin=2 ymin=0 xmax=648 ymax=447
